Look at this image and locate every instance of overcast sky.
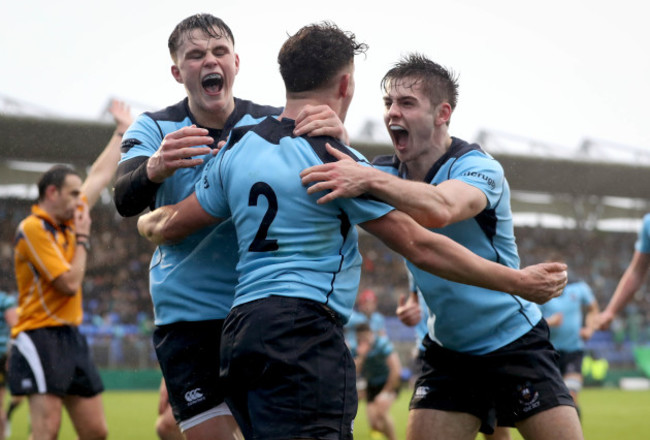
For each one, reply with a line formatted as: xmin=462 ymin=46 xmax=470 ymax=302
xmin=3 ymin=0 xmax=649 ymax=152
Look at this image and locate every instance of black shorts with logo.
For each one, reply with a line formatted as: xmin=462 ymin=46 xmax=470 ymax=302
xmin=153 ymin=319 xmax=226 ymax=424
xmin=410 ymin=319 xmax=574 ymax=434
xmin=221 ymin=296 xmax=357 ymax=440
xmin=9 ymin=326 xmax=104 ymax=398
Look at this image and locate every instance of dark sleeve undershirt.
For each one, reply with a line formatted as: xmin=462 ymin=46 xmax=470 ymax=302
xmin=113 ymin=156 xmax=161 ymax=217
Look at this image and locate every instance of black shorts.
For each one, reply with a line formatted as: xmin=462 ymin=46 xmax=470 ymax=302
xmin=557 ymin=350 xmax=584 ymax=376
xmin=0 ymin=354 xmax=8 ymax=387
xmin=366 ymin=381 xmax=400 ymax=403
xmin=153 ymin=319 xmax=226 ymax=424
xmin=9 ymin=326 xmax=103 ymax=398
xmin=221 ymin=296 xmax=357 ymax=440
xmin=410 ymin=319 xmax=574 ymax=435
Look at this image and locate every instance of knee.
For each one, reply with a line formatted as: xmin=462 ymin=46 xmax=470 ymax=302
xmin=156 ymin=414 xmax=181 ymax=440
xmin=85 ymin=424 xmax=108 ymax=440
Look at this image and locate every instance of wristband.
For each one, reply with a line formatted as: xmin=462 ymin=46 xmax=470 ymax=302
xmin=76 ymin=233 xmax=89 ymax=239
xmin=76 ymin=239 xmax=91 ymax=252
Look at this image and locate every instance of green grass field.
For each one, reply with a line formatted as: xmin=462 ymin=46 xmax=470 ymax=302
xmin=5 ymin=387 xmax=650 ymax=439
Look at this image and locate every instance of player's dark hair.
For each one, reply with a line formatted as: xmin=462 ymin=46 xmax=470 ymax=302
xmin=381 ymin=53 xmax=459 ymax=113
xmin=37 ymin=165 xmax=80 ymax=201
xmin=278 ymin=22 xmax=368 ymax=93
xmin=168 ymin=13 xmax=235 ymax=60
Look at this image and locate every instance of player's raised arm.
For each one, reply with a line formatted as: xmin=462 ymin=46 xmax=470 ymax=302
xmin=81 ymin=99 xmax=133 ymax=209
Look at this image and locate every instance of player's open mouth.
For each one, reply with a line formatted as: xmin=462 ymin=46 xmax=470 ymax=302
xmin=202 ymin=73 xmax=224 ymax=94
xmin=390 ymin=125 xmax=408 ymax=148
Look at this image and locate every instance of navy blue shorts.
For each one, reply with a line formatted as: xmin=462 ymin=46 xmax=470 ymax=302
xmin=153 ymin=319 xmax=225 ymax=424
xmin=410 ymin=319 xmax=574 ymax=434
xmin=9 ymin=326 xmax=103 ymax=398
xmin=221 ymin=296 xmax=357 ymax=440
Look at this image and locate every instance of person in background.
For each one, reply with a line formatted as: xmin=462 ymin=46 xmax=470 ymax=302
xmin=353 ymin=323 xmax=401 ymax=440
xmin=0 ymin=290 xmax=17 ymax=440
xmin=9 ymin=100 xmax=132 ymax=440
xmin=599 ymin=213 xmax=650 ymax=330
xmin=346 ymin=289 xmax=386 ymax=350
xmin=540 ymin=253 xmax=600 ymax=418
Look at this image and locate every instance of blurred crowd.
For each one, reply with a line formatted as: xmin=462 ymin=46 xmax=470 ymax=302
xmin=1 ymin=197 xmax=649 ymax=368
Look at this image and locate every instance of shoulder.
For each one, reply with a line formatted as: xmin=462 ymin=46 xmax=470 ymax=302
xmin=144 ymin=99 xmax=190 ymax=123
xmin=18 ymin=215 xmax=45 ymax=237
xmin=307 ymin=136 xmax=370 ymax=165
xmin=233 ymin=97 xmax=282 ymax=119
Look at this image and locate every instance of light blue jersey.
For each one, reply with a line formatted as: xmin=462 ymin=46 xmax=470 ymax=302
xmin=373 ymin=138 xmax=541 ymax=355
xmin=119 ymin=98 xmax=281 ymax=325
xmin=195 ymin=117 xmax=394 ymax=322
xmin=539 ymin=281 xmax=595 ymax=352
xmin=0 ymin=291 xmax=16 ymax=356
xmin=351 ymin=335 xmax=394 ymax=387
xmin=635 ymin=213 xmax=650 ymax=254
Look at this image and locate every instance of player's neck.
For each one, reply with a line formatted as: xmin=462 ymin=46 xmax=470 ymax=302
xmin=281 ymin=94 xmax=341 ymax=122
xmin=188 ymin=99 xmax=234 ymax=129
xmin=404 ymin=136 xmax=452 ymax=182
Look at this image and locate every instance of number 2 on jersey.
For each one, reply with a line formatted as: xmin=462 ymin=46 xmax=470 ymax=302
xmin=248 ymin=182 xmax=279 ymax=252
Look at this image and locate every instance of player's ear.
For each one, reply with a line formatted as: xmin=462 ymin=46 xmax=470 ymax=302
xmin=435 ymin=102 xmax=452 ymax=126
xmin=338 ymin=73 xmax=351 ymax=98
xmin=45 ymin=184 xmax=59 ymax=200
xmin=234 ymin=53 xmax=240 ymax=75
xmin=171 ymin=65 xmax=183 ymax=84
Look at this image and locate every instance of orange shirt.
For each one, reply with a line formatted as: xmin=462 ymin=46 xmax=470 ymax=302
xmin=12 ymin=204 xmax=83 ymax=336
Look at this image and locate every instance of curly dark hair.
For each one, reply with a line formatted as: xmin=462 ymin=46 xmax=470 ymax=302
xmin=278 ymin=22 xmax=368 ymax=93
xmin=168 ymin=13 xmax=235 ymax=61
xmin=381 ymin=53 xmax=459 ymax=111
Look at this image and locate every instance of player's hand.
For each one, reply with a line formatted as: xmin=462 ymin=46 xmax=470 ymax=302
xmin=147 ymin=125 xmax=213 ymax=183
xmin=109 ymin=99 xmax=133 ymax=134
xmin=396 ymin=292 xmax=421 ymax=327
xmin=74 ymin=201 xmax=91 ymax=236
xmin=545 ymin=312 xmax=563 ymax=327
xmin=212 ymin=140 xmax=228 ymax=155
xmin=516 ymin=262 xmax=568 ymax=304
xmin=579 ymin=326 xmax=595 ymax=340
xmin=300 ymin=143 xmax=369 ymax=203
xmin=294 ymin=105 xmax=349 ymax=144
xmin=596 ymin=310 xmax=615 ymax=330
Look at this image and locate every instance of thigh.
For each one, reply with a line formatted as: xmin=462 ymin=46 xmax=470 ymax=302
xmin=407 ymin=408 xmax=480 ymax=440
xmin=515 ymin=405 xmax=582 ymax=440
xmin=154 ymin=320 xmax=226 ymax=424
xmin=64 ymin=394 xmax=108 ymax=439
xmin=28 ymin=393 xmax=64 ymax=438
